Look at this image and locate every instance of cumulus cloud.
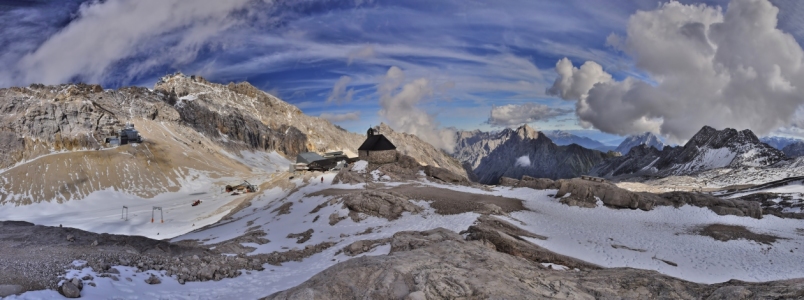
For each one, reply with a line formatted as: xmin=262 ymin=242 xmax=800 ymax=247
xmin=548 ymin=0 xmax=804 ymax=142
xmin=319 ymin=111 xmax=361 ymax=122
xmin=3 ymin=0 xmax=255 ymax=86
xmin=377 ymin=66 xmax=456 ymax=152
xmin=515 ymin=155 xmax=531 ymax=167
xmin=326 ymin=75 xmax=355 ymax=104
xmin=486 ymin=103 xmax=572 ymax=127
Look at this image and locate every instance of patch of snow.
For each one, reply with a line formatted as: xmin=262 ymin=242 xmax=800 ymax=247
xmin=352 ymin=160 xmax=368 ymax=173
xmin=515 ymin=155 xmax=531 ymax=167
xmin=541 ymin=263 xmax=569 ymax=270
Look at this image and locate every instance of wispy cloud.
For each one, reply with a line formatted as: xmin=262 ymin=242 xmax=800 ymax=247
xmin=319 ymin=111 xmax=361 ymax=122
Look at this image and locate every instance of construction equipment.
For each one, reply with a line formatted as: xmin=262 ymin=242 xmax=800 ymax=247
xmin=152 ymin=206 xmax=163 ymax=223
xmin=192 ymin=200 xmax=202 ymax=207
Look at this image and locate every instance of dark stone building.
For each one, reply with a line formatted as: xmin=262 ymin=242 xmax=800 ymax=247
xmin=358 ymin=128 xmax=397 ymax=164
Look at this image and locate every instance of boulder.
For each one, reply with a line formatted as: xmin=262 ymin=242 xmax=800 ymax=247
xmin=145 ymin=274 xmax=162 ymax=285
xmin=70 ymin=278 xmax=83 ymax=291
xmin=424 ymin=165 xmax=469 ymax=184
xmin=58 ymin=282 xmax=81 ymax=298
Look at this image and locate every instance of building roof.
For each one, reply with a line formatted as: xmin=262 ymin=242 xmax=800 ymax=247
xmin=296 ymin=152 xmax=326 ymax=164
xmin=358 ymin=134 xmax=396 ymax=151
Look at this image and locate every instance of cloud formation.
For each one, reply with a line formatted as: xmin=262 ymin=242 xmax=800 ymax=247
xmin=326 ymin=76 xmax=355 ymax=104
xmin=319 ymin=111 xmax=361 ymax=122
xmin=1 ymin=0 xmax=256 ymax=86
xmin=548 ymin=0 xmax=804 ymax=142
xmin=377 ymin=66 xmax=456 ymax=152
xmin=486 ymin=103 xmax=572 ymax=127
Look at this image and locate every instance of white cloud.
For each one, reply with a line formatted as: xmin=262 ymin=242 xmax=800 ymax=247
xmin=547 ymin=58 xmax=612 ymax=101
xmin=548 ymin=0 xmax=804 ymax=142
xmin=515 ymin=155 xmax=531 ymax=167
xmin=377 ymin=66 xmax=456 ymax=152
xmin=486 ymin=103 xmax=572 ymax=127
xmin=5 ymin=0 xmax=254 ymax=86
xmin=319 ymin=111 xmax=361 ymax=122
xmin=326 ymin=75 xmax=355 ymax=104
xmin=347 ymin=45 xmax=376 ymax=65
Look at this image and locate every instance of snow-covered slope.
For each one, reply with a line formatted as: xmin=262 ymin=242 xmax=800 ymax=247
xmin=615 ymin=132 xmax=665 ymax=155
xmin=592 ymin=126 xmax=787 ymax=178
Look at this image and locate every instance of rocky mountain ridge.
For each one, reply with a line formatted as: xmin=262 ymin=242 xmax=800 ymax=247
xmin=543 ymin=130 xmax=615 ymax=151
xmin=454 ymin=125 xmax=614 ymax=184
xmin=591 ymin=126 xmax=787 ymax=178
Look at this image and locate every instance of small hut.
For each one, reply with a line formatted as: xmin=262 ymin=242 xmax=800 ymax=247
xmin=358 ymin=128 xmax=397 ymax=164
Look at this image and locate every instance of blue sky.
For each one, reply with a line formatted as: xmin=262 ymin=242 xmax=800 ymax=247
xmin=2 ymin=0 xmax=804 ymax=146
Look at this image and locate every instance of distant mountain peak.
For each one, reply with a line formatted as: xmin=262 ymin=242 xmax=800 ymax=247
xmin=615 ymin=132 xmax=664 ymax=155
xmin=515 ymin=124 xmax=540 ymax=140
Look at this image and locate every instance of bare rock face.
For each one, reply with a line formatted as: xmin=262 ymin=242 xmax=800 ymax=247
xmin=265 ymin=227 xmax=804 ymax=300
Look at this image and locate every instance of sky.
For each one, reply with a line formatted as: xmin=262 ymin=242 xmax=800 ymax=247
xmin=3 ymin=0 xmax=804 ymax=149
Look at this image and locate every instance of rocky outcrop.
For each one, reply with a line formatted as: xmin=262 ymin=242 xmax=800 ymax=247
xmin=499 ymin=175 xmax=559 ymax=189
xmin=554 ymin=178 xmax=655 ymax=211
xmin=265 ymin=227 xmax=804 ymax=300
xmin=500 ymin=176 xmax=763 ymax=218
xmin=341 ymin=190 xmax=423 ymax=221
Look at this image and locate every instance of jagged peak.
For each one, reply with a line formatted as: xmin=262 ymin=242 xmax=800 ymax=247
xmin=515 ymin=124 xmax=540 ymax=140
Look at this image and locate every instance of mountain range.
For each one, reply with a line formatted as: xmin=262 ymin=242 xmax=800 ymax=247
xmin=590 ymin=126 xmax=786 ymax=178
xmin=543 ymin=130 xmax=617 ymax=152
xmin=760 ymin=136 xmax=802 ymax=150
xmin=454 ymin=125 xmax=616 ymax=184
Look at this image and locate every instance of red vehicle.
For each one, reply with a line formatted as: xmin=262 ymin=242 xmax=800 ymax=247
xmin=192 ymin=200 xmax=202 ymax=207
